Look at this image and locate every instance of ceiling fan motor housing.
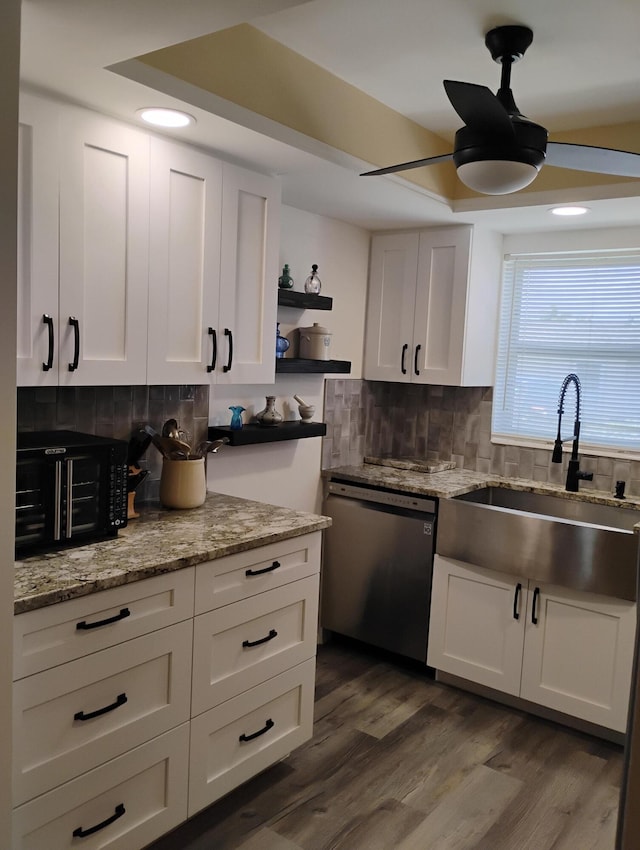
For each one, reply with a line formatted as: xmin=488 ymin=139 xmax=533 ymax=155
xmin=453 ymin=119 xmax=548 ymax=170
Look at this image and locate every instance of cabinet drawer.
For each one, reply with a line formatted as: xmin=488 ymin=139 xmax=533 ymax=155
xmin=188 ymin=659 xmax=315 ymax=817
xmin=13 ymin=619 xmax=192 ymax=805
xmin=192 ymin=575 xmax=319 ymax=716
xmin=13 ymin=722 xmax=189 ymax=850
xmin=194 ymin=532 xmax=321 ymax=614
xmin=14 ymin=568 xmax=195 ymax=678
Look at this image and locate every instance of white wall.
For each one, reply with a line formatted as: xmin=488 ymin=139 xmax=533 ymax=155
xmin=206 ymin=205 xmax=370 ymax=513
xmin=504 ymin=224 xmax=640 ymax=254
xmin=1 ymin=0 xmax=20 ymax=840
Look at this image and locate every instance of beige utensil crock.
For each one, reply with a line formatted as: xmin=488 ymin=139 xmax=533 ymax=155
xmin=160 ymin=458 xmax=206 ymax=509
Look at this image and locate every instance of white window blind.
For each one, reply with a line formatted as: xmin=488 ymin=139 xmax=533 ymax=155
xmin=492 ymin=250 xmax=640 ymax=454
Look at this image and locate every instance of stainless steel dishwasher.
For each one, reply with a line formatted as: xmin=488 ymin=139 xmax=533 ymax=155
xmin=321 ymin=479 xmax=437 ymax=662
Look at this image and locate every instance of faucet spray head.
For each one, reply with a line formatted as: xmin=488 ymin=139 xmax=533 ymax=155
xmin=551 ymin=438 xmax=564 ymax=464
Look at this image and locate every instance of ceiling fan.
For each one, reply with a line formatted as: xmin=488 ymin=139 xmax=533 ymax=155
xmin=361 ymin=25 xmax=640 ymax=195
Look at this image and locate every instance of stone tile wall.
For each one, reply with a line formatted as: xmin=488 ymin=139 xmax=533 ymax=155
xmin=17 ymin=385 xmax=210 ymax=503
xmin=323 ymin=380 xmax=640 ymax=496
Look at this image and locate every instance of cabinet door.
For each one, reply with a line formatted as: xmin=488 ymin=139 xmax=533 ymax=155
xmin=16 ymin=94 xmax=60 ymax=387
xmin=58 ymin=107 xmax=150 ymax=385
xmin=413 ymin=225 xmax=472 ymax=386
xmin=147 ymin=138 xmax=222 ymax=385
xmin=427 ymin=555 xmax=526 ymax=695
xmin=520 ymin=582 xmax=636 ymax=733
xmin=363 ymin=232 xmax=418 ymax=382
xmin=217 ymin=164 xmax=280 ymax=384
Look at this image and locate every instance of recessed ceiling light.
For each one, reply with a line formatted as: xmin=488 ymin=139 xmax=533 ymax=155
xmin=136 ymin=108 xmax=195 ymax=128
xmin=549 ymin=205 xmax=590 ymax=217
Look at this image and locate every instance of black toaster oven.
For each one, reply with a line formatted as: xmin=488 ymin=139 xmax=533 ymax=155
xmin=15 ymin=430 xmax=128 ymax=557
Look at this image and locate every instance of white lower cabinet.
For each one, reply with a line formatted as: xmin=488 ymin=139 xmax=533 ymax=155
xmin=189 ymin=659 xmax=315 ymax=817
xmin=13 ymin=531 xmax=322 ymax=843
xmin=12 ymin=723 xmax=190 ymax=850
xmin=428 ymin=555 xmax=636 ymax=733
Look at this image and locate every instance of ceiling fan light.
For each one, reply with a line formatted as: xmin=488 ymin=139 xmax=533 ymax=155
xmin=456 ymin=160 xmax=539 ymax=195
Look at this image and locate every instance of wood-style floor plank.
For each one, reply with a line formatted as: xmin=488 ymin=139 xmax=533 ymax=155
xmin=145 ymin=638 xmax=625 ymax=850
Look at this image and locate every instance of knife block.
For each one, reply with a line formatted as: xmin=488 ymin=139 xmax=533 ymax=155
xmin=159 ymin=458 xmax=206 ymax=509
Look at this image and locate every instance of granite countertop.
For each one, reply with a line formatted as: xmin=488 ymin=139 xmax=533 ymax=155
xmin=325 ymin=463 xmax=640 ymax=514
xmin=14 ymin=492 xmax=331 ymax=615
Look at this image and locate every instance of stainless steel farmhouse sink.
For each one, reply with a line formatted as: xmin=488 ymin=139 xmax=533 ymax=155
xmin=437 ymin=486 xmax=640 ymax=601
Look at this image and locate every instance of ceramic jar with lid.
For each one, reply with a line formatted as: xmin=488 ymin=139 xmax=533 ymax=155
xmin=299 ymin=322 xmax=332 ymax=360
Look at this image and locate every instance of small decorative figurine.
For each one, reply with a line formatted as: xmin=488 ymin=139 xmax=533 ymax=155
xmin=278 ymin=263 xmax=294 ymax=289
xmin=276 ymin=323 xmax=290 ymax=359
xmin=229 ymin=405 xmax=245 ymax=430
xmin=304 ymin=263 xmax=321 ymax=294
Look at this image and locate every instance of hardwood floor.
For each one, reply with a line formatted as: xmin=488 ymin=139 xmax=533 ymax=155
xmin=147 ymin=638 xmax=625 ymax=850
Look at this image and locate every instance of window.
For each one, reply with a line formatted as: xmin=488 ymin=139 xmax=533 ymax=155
xmin=492 ymin=249 xmax=640 ymax=455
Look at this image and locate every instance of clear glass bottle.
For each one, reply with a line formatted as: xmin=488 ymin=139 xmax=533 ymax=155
xmin=304 ymin=264 xmax=321 ymax=294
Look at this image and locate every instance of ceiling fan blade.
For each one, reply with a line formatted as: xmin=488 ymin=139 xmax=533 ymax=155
xmin=360 ymin=152 xmax=454 ymax=177
xmin=443 ymin=80 xmax=514 ymax=138
xmin=546 ymin=142 xmax=640 ymax=178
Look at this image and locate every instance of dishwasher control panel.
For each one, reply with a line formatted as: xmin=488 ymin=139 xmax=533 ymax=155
xmin=327 ymin=480 xmax=437 ymax=514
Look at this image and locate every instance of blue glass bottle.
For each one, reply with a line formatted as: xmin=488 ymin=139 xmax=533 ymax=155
xmin=276 ymin=323 xmax=290 ymax=359
xmin=229 ymin=406 xmax=245 ymax=430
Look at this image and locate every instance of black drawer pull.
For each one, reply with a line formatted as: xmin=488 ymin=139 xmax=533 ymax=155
xmin=76 ymin=607 xmax=131 ymax=630
xmin=68 ymin=316 xmax=80 ymax=371
xmin=532 ymin=586 xmax=540 ymax=625
xmin=42 ymin=313 xmax=54 ymax=371
xmin=207 ymin=326 xmax=217 ymax=372
xmin=401 ymin=343 xmax=408 ymax=374
xmin=72 ymin=803 xmax=125 ymax=838
xmin=513 ymin=582 xmax=522 ymax=620
xmin=246 ymin=560 xmax=281 ymax=577
xmin=242 ymin=628 xmax=278 ymax=648
xmin=74 ymin=692 xmax=127 ymax=722
xmin=414 ymin=343 xmax=421 ymax=375
xmin=239 ymin=718 xmax=274 ymax=743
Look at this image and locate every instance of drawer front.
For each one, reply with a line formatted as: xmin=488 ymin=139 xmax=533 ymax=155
xmin=192 ymin=574 xmax=319 ymax=716
xmin=188 ymin=659 xmax=315 ymax=817
xmin=194 ymin=532 xmax=321 ymax=615
xmin=14 ymin=619 xmax=193 ymax=805
xmin=13 ymin=722 xmax=189 ymax=850
xmin=14 ymin=568 xmax=195 ymax=678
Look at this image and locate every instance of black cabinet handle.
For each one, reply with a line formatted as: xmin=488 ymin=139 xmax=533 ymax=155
xmin=246 ymin=560 xmax=281 ymax=577
xmin=42 ymin=314 xmax=54 ymax=371
xmin=223 ymin=327 xmax=233 ymax=372
xmin=531 ymin=586 xmax=540 ymax=625
xmin=76 ymin=607 xmax=131 ymax=630
xmin=73 ymin=803 xmax=125 ymax=838
xmin=239 ymin=718 xmax=274 ymax=742
xmin=74 ymin=692 xmax=127 ymax=722
xmin=513 ymin=582 xmax=522 ymax=620
xmin=68 ymin=316 xmax=80 ymax=371
xmin=242 ymin=628 xmax=278 ymax=648
xmin=207 ymin=326 xmax=217 ymax=373
xmin=414 ymin=344 xmax=421 ymax=376
xmin=401 ymin=343 xmax=408 ymax=374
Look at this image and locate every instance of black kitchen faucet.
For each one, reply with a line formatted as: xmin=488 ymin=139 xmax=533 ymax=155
xmin=551 ymin=373 xmax=594 ymax=492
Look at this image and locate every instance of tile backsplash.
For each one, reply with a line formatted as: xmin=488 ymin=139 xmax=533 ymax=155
xmin=17 ymin=385 xmax=210 ymax=503
xmin=323 ymin=380 xmax=640 ymax=497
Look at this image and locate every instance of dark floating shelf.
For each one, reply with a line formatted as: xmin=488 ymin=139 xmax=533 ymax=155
xmin=275 ymin=358 xmax=351 ymax=374
xmin=277 ymin=290 xmax=333 ymax=310
xmin=208 ymin=421 xmax=327 ymax=446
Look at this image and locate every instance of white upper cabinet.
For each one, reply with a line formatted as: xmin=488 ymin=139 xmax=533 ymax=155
xmin=58 ymin=107 xmax=150 ymax=386
xmin=17 ymin=94 xmax=150 ymax=386
xmin=364 ymin=225 xmax=503 ymax=386
xmin=147 ymin=138 xmax=222 ymax=385
xmin=16 ymin=95 xmax=60 ymax=387
xmin=17 ymin=93 xmax=282 ymax=388
xmin=217 ymin=164 xmax=280 ymax=385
